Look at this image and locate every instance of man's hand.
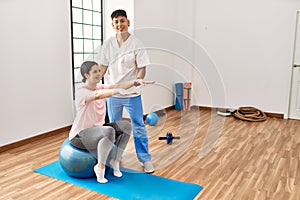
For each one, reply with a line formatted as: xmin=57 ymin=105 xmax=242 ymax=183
xmin=133 ymin=79 xmax=143 ymax=86
xmin=134 ymin=79 xmax=155 ymax=86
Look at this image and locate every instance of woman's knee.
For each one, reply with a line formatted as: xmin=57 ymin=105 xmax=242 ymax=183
xmin=121 ymin=120 xmax=132 ymax=134
xmin=103 ymin=126 xmax=115 ymax=142
xmin=114 ymin=120 xmax=131 ymax=134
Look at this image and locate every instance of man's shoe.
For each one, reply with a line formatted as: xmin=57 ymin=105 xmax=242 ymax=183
xmin=141 ymin=161 xmax=155 ymax=173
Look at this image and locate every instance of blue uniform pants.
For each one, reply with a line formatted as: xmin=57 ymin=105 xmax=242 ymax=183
xmin=106 ymin=95 xmax=151 ymax=162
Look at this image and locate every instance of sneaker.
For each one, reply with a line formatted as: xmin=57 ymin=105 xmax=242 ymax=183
xmin=141 ymin=161 xmax=155 ymax=173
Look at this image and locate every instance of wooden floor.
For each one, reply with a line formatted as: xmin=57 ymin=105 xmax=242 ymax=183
xmin=1 ymin=108 xmax=300 ymax=200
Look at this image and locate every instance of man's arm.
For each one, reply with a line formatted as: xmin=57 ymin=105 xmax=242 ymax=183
xmin=136 ymin=67 xmax=146 ymax=79
xmin=100 ymin=64 xmax=108 ymax=79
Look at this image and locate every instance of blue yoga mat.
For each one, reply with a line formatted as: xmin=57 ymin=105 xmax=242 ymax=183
xmin=34 ymin=161 xmax=202 ymax=200
xmin=175 ymin=83 xmax=183 ymax=110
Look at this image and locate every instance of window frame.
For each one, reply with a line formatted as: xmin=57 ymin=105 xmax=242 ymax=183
xmin=70 ymin=0 xmax=103 ymax=99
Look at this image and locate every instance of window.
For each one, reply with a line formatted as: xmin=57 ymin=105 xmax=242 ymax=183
xmin=71 ymin=0 xmax=103 ymax=98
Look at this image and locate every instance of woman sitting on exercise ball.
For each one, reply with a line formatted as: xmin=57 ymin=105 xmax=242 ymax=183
xmin=69 ymin=61 xmax=146 ymax=183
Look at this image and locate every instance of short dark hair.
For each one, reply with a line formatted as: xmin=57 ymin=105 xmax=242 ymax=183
xmin=80 ymin=61 xmax=98 ymax=83
xmin=111 ymin=9 xmax=127 ymax=19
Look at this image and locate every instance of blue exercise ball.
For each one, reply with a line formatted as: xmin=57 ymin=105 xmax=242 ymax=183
xmin=59 ymin=139 xmax=97 ymax=178
xmin=146 ymin=112 xmax=159 ymax=126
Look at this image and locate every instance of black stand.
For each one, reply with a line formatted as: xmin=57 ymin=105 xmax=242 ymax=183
xmin=158 ymin=132 xmax=180 ymax=144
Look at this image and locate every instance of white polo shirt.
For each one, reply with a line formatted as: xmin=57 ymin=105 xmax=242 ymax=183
xmin=100 ymin=34 xmax=150 ymax=95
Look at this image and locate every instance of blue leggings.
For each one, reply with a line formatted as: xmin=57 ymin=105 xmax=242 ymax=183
xmin=107 ymin=95 xmax=151 ymax=162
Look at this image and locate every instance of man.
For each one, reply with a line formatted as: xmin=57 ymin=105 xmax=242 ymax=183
xmin=99 ymin=9 xmax=154 ymax=173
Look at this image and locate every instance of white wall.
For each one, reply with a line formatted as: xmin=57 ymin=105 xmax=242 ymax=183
xmin=135 ymin=0 xmax=300 ymax=117
xmin=0 ymin=0 xmax=74 ymax=146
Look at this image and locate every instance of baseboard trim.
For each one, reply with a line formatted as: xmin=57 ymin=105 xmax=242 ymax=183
xmin=142 ymin=105 xmax=283 ymax=119
xmin=0 ymin=125 xmax=71 ymax=153
xmin=264 ymin=112 xmax=284 ymax=119
xmin=192 ymin=105 xmax=284 ymax=119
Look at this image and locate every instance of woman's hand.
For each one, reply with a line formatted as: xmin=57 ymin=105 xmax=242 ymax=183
xmin=116 ymin=88 xmax=139 ymax=95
